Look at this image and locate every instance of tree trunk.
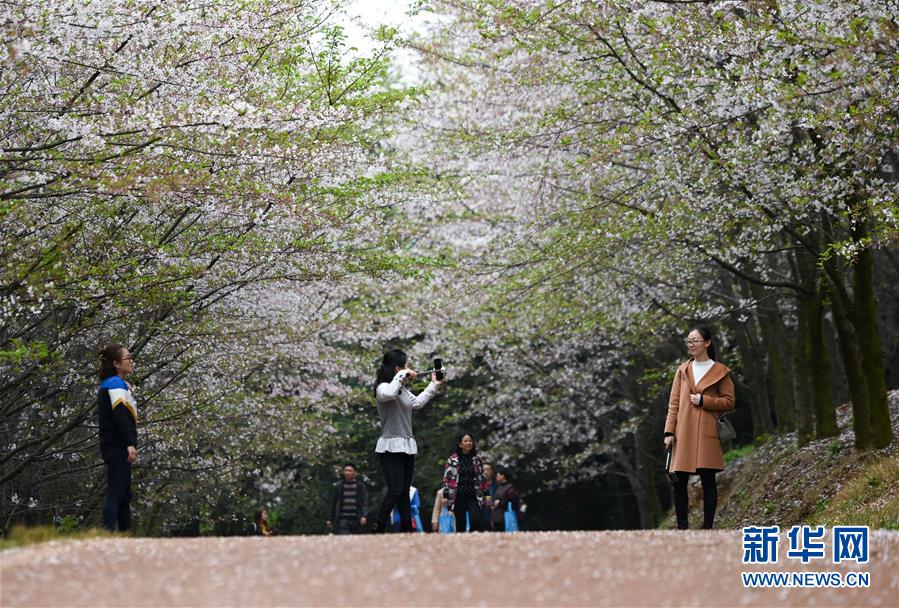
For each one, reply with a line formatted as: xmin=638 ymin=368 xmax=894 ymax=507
xmin=793 ymin=249 xmax=822 ymax=446
xmin=825 ymin=265 xmax=873 ymax=450
xmin=793 ymin=301 xmax=815 ymax=446
xmin=851 ymin=222 xmax=894 ymax=449
xmin=610 ymin=473 xmax=634 ymax=529
xmin=734 ymin=312 xmax=775 ymax=438
xmin=824 ymin=314 xmax=849 ymax=406
xmin=634 ymin=412 xmax=664 ymax=528
xmin=615 ymin=377 xmax=665 ymax=529
xmin=612 ymin=457 xmax=658 ymax=530
xmin=809 ymin=280 xmax=838 ymax=438
xmin=751 ymin=283 xmax=795 ymax=432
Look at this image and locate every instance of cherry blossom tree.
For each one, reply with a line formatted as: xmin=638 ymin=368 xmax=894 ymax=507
xmin=0 ymin=0 xmax=425 ymax=531
xmin=2 ymin=0 xmax=896 ymax=533
xmin=389 ymin=0 xmax=897 ymax=525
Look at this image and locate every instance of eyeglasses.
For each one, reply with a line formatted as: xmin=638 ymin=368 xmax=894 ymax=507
xmin=685 ymin=339 xmax=706 ymax=346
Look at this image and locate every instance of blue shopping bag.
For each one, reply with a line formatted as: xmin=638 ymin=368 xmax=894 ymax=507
xmin=412 ymin=505 xmax=424 ymax=533
xmin=504 ymin=502 xmax=520 ymax=533
xmin=439 ymin=508 xmax=455 ymax=534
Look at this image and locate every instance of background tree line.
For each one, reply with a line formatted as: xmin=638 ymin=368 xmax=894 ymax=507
xmin=2 ymin=0 xmax=896 ymax=534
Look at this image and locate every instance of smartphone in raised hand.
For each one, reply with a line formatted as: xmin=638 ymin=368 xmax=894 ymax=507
xmin=434 ymin=358 xmax=444 ymax=381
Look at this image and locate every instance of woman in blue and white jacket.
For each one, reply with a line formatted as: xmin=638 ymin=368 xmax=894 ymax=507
xmin=97 ymin=343 xmax=138 ymax=532
xmin=373 ymin=349 xmax=443 ymax=533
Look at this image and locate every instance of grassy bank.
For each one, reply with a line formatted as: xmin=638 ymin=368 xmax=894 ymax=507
xmin=1 ymin=525 xmax=121 ymax=551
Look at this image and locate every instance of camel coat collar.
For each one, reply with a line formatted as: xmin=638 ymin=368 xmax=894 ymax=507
xmin=679 ymin=359 xmax=731 ymax=394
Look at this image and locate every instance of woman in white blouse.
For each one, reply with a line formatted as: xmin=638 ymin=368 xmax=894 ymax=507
xmin=372 ymin=349 xmax=443 ymax=533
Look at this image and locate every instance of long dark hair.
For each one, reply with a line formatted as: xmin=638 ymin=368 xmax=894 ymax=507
xmin=375 ymin=349 xmax=408 ymax=391
xmin=254 ymin=509 xmax=270 ymax=534
xmin=454 ymin=432 xmax=477 ymax=457
xmin=693 ymin=326 xmax=717 ymax=361
xmin=98 ymin=343 xmax=126 ymax=381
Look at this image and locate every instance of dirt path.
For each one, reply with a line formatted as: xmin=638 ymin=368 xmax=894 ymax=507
xmin=2 ymin=530 xmax=896 ymax=607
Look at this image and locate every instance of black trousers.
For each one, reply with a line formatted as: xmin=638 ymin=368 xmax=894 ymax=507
xmin=453 ymin=494 xmax=481 ymax=533
xmin=480 ymin=505 xmax=493 ymax=531
xmin=101 ymin=445 xmax=132 ymax=532
xmin=672 ymin=469 xmax=718 ymax=530
xmin=376 ymin=452 xmax=414 ymax=531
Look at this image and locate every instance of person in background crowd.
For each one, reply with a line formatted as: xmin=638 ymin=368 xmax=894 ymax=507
xmin=391 ymin=485 xmax=423 ymax=532
xmin=432 ymin=486 xmax=448 ymax=532
xmin=97 ymin=343 xmax=138 ymax=532
xmin=252 ymin=508 xmax=273 ymax=536
xmin=664 ymin=326 xmax=736 ymax=530
xmin=410 ymin=485 xmax=423 ymax=532
xmin=373 ymin=350 xmax=444 ymax=533
xmin=443 ymin=433 xmax=489 ymax=533
xmin=327 ymin=463 xmax=369 ymax=534
xmin=517 ymin=496 xmax=529 ymax=531
xmin=480 ymin=462 xmax=496 ymax=531
xmin=491 ymin=468 xmax=520 ymax=532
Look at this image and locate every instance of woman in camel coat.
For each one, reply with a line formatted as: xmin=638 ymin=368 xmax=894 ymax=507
xmin=664 ymin=327 xmax=735 ymax=529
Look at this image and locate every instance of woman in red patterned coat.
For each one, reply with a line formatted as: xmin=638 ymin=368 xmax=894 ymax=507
xmin=442 ymin=433 xmax=490 ymax=532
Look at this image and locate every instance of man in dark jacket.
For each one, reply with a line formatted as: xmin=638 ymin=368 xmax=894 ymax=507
xmin=327 ymin=463 xmax=369 ymax=534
